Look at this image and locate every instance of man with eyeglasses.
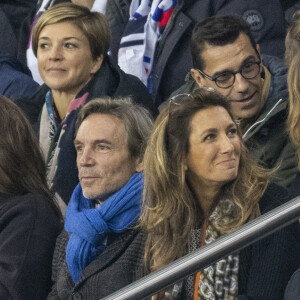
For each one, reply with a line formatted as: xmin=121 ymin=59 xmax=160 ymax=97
xmin=166 ymin=15 xmax=298 ymax=193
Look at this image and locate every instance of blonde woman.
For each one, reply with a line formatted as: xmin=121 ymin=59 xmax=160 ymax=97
xmin=15 ymin=3 xmax=155 ymax=212
xmin=140 ymin=88 xmax=300 ymax=300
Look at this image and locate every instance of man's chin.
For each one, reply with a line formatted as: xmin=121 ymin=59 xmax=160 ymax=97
xmin=231 ymin=103 xmax=260 ymax=120
xmin=237 ymin=109 xmax=259 ymax=120
xmin=82 ymin=189 xmax=117 ymax=203
xmin=230 ymin=95 xmax=263 ymax=119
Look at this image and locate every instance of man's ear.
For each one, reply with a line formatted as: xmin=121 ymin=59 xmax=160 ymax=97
xmin=191 ymin=68 xmax=204 ymax=87
xmin=91 ymin=55 xmax=103 ymax=75
xmin=255 ymin=44 xmax=263 ymax=73
xmin=256 ymin=44 xmax=261 ymax=58
xmin=135 ymin=157 xmax=144 ymax=172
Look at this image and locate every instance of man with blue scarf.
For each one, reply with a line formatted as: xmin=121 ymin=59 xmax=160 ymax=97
xmin=47 ymin=97 xmax=153 ymax=299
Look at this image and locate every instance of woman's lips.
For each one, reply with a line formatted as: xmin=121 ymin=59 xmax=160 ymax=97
xmin=216 ymin=158 xmax=236 ymax=166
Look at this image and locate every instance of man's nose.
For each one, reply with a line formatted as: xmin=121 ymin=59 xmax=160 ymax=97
xmin=233 ymin=73 xmax=250 ymax=93
xmin=78 ymin=148 xmax=94 ymax=166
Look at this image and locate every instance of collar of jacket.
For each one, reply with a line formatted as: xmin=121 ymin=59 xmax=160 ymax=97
xmin=76 ymin=56 xmax=119 ymax=100
xmin=241 ymin=55 xmax=288 ymax=139
xmin=242 ymin=97 xmax=287 ymax=140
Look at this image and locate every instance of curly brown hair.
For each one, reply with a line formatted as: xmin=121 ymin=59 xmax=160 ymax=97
xmin=140 ymin=88 xmax=270 ymax=272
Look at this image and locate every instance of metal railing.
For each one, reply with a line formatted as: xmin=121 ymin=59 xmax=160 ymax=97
xmin=103 ymin=196 xmax=300 ymax=300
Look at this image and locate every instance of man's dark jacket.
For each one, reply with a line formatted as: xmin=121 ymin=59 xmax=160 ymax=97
xmin=46 ymin=184 xmax=300 ymax=300
xmin=107 ymin=0 xmax=288 ymax=107
xmin=165 ymin=55 xmax=298 ymax=191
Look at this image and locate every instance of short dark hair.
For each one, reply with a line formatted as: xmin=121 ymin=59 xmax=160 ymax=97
xmin=191 ymin=15 xmax=258 ymax=70
xmin=76 ymin=97 xmax=154 ymax=159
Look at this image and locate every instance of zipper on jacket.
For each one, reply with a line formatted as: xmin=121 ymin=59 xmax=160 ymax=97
xmin=243 ymin=98 xmax=284 ymax=139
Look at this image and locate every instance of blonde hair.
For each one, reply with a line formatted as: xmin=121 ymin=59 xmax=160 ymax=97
xmin=286 ymin=10 xmax=300 ymax=168
xmin=32 ymin=2 xmax=110 ymax=60
xmin=139 ymin=89 xmax=270 ymax=272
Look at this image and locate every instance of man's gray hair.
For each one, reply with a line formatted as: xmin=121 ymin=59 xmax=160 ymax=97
xmin=75 ymin=97 xmax=154 ymax=158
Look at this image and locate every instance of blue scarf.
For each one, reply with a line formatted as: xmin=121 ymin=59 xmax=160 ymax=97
xmin=65 ymin=172 xmax=143 ymax=283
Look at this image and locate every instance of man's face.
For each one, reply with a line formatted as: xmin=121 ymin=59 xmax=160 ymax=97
xmin=74 ymin=113 xmax=141 ymax=201
xmin=191 ymin=33 xmax=264 ymax=120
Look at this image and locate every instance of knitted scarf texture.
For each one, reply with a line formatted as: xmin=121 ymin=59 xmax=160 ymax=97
xmin=65 ymin=172 xmax=143 ymax=283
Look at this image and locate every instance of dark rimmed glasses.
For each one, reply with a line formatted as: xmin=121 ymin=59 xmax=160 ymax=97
xmin=197 ymin=60 xmax=261 ymax=89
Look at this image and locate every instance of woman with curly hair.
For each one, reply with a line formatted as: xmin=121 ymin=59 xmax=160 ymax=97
xmin=140 ymin=88 xmax=299 ymax=300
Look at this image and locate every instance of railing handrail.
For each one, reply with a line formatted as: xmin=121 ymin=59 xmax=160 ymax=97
xmin=102 ymin=196 xmax=300 ymax=300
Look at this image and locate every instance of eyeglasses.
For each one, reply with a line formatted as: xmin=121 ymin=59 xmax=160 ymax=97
xmin=169 ymin=93 xmax=191 ymax=108
xmin=168 ymin=88 xmax=216 ymax=120
xmin=168 ymin=87 xmax=216 ymax=112
xmin=197 ymin=60 xmax=261 ymax=89
xmin=167 ymin=93 xmax=191 ymax=126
